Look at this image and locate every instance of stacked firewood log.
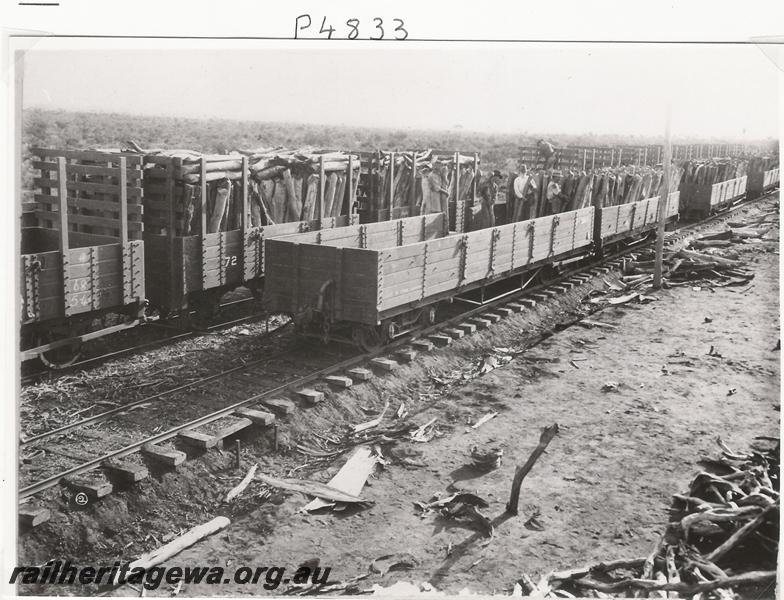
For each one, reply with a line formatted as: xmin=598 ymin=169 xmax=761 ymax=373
xmin=246 ymin=148 xmax=360 ymax=225
xmin=140 ymin=149 xmax=248 ymax=235
xmin=680 ymin=159 xmax=748 ymax=187
xmin=375 ymin=150 xmax=432 ymax=211
xmin=618 ymin=204 xmax=779 ymax=288
xmin=590 ymin=164 xmax=684 ymax=208
xmin=505 ymin=164 xmax=684 ymax=222
xmin=137 ymin=145 xmax=360 ymax=234
xmin=525 ymin=437 xmax=779 ymax=599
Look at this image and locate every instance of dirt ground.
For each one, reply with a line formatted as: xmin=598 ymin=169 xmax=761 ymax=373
xmin=18 ymin=197 xmax=780 ymax=597
xmin=160 ymin=264 xmax=779 ymax=596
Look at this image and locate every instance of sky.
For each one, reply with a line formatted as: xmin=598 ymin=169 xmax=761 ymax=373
xmin=21 ymin=42 xmax=781 ymax=141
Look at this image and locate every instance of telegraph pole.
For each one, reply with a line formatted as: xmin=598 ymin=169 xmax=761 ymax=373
xmin=653 ymin=107 xmax=672 ymax=289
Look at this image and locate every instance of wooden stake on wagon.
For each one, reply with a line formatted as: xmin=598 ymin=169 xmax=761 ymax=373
xmin=347 ymin=153 xmax=354 ymax=217
xmin=388 ymin=151 xmax=395 ymax=220
xmin=318 ymin=155 xmax=325 ymax=220
xmin=506 ymin=424 xmax=559 ymax=515
xmin=200 ymin=158 xmax=208 ymax=235
xmin=409 ymin=151 xmax=417 ymax=214
xmin=241 ymin=156 xmax=249 ymax=232
xmin=472 ymin=153 xmax=479 ymax=201
xmin=654 ymin=106 xmax=672 ymax=290
xmin=57 ymin=157 xmax=69 ymax=253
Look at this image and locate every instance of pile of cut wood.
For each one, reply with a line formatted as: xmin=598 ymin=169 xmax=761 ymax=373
xmin=620 ymin=205 xmax=777 ymax=288
xmin=505 ymin=164 xmax=684 ymax=222
xmin=525 ymin=437 xmax=779 ymax=599
xmin=595 ymin=164 xmax=684 ymax=208
xmin=680 ymin=158 xmax=748 ymax=187
xmin=247 ymin=148 xmax=360 ymax=225
xmin=130 ymin=142 xmax=360 ymax=234
xmin=619 ymin=247 xmax=754 ymax=289
xmin=140 ymin=149 xmax=249 ymax=235
xmin=691 ymin=209 xmax=779 ymax=248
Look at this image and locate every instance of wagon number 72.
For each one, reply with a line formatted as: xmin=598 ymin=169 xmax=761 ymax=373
xmin=223 ymin=256 xmax=238 ymax=268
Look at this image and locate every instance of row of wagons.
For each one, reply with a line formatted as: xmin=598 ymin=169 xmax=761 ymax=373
xmin=20 ymin=145 xmax=778 ymax=364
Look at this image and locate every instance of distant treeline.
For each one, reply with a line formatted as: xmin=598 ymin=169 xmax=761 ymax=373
xmin=20 ymin=108 xmax=777 ymax=193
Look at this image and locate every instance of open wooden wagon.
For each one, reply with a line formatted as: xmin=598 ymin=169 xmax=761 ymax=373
xmin=264 ymin=207 xmax=595 ymax=350
xmin=678 ymin=159 xmax=749 ymax=220
xmin=746 ymin=157 xmax=779 ymax=199
xmin=680 ymin=176 xmax=747 ymax=220
xmin=22 ymin=150 xmax=145 ymax=366
xmin=139 ymin=149 xmax=360 ymax=323
xmin=595 ymin=191 xmax=681 ymax=251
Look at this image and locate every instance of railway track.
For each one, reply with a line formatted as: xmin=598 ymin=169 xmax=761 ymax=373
xmin=21 ymin=294 xmax=273 ymax=385
xmin=18 ymin=191 xmax=778 ymax=515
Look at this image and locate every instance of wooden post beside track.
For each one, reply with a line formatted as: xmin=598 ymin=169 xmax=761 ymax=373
xmin=653 ymin=107 xmax=672 ymax=290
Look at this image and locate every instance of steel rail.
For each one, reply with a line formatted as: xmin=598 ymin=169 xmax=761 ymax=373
xmin=21 ymin=309 xmax=278 ymax=385
xmin=20 ymin=326 xmax=293 ymax=449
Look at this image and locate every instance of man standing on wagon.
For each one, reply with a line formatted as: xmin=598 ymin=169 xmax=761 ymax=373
xmin=472 ymin=170 xmax=503 ymax=230
xmin=512 ymin=164 xmax=538 ymax=221
xmin=537 ymin=139 xmax=558 ymax=170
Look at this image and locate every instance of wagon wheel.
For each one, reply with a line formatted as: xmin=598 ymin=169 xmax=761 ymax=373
xmin=187 ymin=308 xmax=215 ymax=331
xmin=419 ymin=305 xmax=438 ymax=327
xmin=35 ymin=330 xmax=83 ymax=369
xmin=187 ymin=291 xmax=223 ymax=330
xmin=246 ymin=280 xmax=264 ymax=302
xmin=534 ymin=265 xmax=560 ymax=286
xmin=351 ymin=324 xmax=386 ymax=353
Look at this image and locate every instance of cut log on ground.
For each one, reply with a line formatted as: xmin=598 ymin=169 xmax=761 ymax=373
xmin=113 ymin=516 xmax=230 ymax=584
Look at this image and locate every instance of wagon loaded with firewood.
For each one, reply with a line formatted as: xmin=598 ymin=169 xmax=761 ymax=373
xmin=593 ymin=163 xmax=683 ymax=250
xmin=746 ymin=156 xmax=780 ymax=199
xmin=22 ymin=149 xmax=146 ymax=366
xmin=264 ymin=205 xmax=595 ymax=350
xmin=136 ymin=147 xmax=360 ymax=322
xmin=677 ymin=159 xmax=749 ymax=220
